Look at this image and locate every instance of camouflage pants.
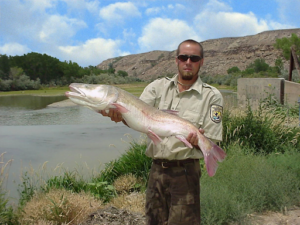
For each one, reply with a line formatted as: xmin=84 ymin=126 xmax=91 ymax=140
xmin=145 ymin=159 xmax=201 ymax=225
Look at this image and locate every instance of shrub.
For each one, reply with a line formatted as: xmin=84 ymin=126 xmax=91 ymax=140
xmin=20 ymin=188 xmax=102 ymax=224
xmin=94 ymin=140 xmax=150 ymax=185
xmin=222 ymin=101 xmax=300 ymax=154
xmin=113 ymin=174 xmax=142 ymax=194
xmin=227 ymin=66 xmax=241 ymax=74
xmin=200 ymin=146 xmax=300 ymax=225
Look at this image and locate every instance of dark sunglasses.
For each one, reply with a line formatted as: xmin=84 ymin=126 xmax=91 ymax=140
xmin=177 ymin=54 xmax=202 ymax=62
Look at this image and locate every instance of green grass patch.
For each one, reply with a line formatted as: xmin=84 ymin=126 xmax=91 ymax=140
xmin=200 ymin=145 xmax=300 ymax=224
xmin=0 ymin=83 xmax=149 ymax=97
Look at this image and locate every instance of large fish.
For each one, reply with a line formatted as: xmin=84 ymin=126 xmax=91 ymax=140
xmin=65 ymin=83 xmax=226 ymax=176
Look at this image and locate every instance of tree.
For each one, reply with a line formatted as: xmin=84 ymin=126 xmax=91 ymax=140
xmin=108 ymin=63 xmax=115 ymax=74
xmin=274 ymin=33 xmax=300 ymax=60
xmin=246 ymin=58 xmax=269 ymax=73
xmin=0 ymin=54 xmax=10 ymax=79
xmin=9 ymin=67 xmax=24 ymax=80
xmin=275 ymin=57 xmax=284 ymax=73
xmin=227 ymin=66 xmax=241 ymax=74
xmin=117 ymin=70 xmax=128 ymax=77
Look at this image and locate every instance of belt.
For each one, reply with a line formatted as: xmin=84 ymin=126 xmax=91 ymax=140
xmin=153 ymin=158 xmax=199 ymax=168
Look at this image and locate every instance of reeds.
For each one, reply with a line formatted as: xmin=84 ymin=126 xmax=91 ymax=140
xmin=0 ymin=152 xmax=16 ymax=224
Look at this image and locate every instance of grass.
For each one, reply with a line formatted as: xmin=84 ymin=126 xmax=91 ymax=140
xmin=0 ymin=86 xmax=69 ymax=96
xmin=11 ymin=143 xmax=300 ymax=225
xmin=0 ymin=153 xmax=17 ymax=224
xmin=0 ymin=83 xmax=150 ymax=97
xmin=200 ymin=146 xmax=300 ymax=225
xmin=0 ymin=82 xmax=234 ymax=97
xmin=19 ymin=188 xmax=103 ymax=224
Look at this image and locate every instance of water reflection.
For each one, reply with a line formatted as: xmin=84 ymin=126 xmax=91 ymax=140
xmin=0 ymin=95 xmax=67 ymax=109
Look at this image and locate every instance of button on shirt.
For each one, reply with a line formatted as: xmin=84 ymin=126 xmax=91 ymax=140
xmin=139 ymin=75 xmax=223 ymax=160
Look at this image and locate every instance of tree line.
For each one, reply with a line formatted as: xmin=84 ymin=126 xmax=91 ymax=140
xmin=0 ymin=52 xmax=139 ymax=91
xmin=0 ymin=33 xmax=299 ymax=91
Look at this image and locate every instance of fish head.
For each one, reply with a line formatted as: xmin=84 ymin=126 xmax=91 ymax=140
xmin=65 ymin=83 xmax=116 ymax=111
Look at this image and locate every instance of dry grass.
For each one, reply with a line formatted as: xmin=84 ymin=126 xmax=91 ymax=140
xmin=109 ymin=192 xmax=146 ymax=215
xmin=20 ymin=189 xmax=103 ymax=225
xmin=110 ymin=174 xmax=146 ymax=214
xmin=113 ymin=173 xmax=140 ymax=194
xmin=0 ymin=152 xmax=13 ymax=188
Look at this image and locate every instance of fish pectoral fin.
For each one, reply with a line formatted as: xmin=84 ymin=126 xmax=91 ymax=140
xmin=147 ymin=130 xmax=162 ymax=145
xmin=175 ymin=135 xmax=193 ymax=148
xmin=111 ymin=103 xmax=129 ymax=113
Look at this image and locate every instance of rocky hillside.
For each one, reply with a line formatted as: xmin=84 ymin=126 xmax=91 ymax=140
xmin=97 ymin=29 xmax=300 ymax=81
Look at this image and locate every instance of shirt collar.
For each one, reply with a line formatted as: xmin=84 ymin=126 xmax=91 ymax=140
xmin=168 ymin=74 xmax=204 ymax=95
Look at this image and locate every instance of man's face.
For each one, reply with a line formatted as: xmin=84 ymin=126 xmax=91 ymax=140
xmin=176 ymin=43 xmax=204 ymax=81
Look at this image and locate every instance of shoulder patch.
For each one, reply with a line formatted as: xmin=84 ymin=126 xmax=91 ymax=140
xmin=210 ymin=104 xmax=223 ymax=123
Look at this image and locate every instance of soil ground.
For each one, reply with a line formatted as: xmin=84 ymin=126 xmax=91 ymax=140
xmin=81 ymin=206 xmax=300 ymax=225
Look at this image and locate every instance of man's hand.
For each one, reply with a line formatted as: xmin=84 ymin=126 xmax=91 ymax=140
xmin=186 ymin=128 xmax=205 ymax=147
xmin=99 ymin=108 xmax=123 ymax=123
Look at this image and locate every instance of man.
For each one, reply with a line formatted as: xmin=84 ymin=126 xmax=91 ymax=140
xmin=101 ymin=39 xmax=223 ymax=225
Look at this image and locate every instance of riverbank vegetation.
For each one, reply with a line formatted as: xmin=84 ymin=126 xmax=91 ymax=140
xmin=0 ymin=52 xmax=141 ymax=92
xmin=0 ymin=82 xmax=149 ymax=97
xmin=1 ymin=96 xmax=299 ymax=224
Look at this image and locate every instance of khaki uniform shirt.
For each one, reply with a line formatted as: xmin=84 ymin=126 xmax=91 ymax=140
xmin=139 ymin=75 xmax=223 ymax=160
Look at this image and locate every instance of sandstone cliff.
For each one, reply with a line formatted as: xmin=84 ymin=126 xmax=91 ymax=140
xmin=97 ymin=29 xmax=300 ymax=81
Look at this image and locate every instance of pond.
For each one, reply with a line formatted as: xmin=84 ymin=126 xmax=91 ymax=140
xmin=0 ymin=91 xmax=236 ymax=203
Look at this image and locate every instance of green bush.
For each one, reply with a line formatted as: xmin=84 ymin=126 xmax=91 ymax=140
xmin=227 ymin=66 xmax=241 ymax=74
xmin=201 ymin=146 xmax=300 ymax=225
xmin=94 ymin=140 xmax=150 ymax=184
xmin=222 ymin=101 xmax=300 ymax=154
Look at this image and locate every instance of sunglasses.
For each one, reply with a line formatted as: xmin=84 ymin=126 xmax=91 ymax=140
xmin=177 ymin=54 xmax=202 ymax=62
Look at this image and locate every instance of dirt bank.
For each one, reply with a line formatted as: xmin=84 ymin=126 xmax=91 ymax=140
xmin=81 ymin=206 xmax=300 ymax=225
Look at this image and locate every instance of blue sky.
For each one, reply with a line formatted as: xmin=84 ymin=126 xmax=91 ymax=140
xmin=0 ymin=0 xmax=299 ymax=67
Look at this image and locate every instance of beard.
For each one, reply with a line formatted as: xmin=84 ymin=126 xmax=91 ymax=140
xmin=181 ymin=71 xmax=194 ymax=80
xmin=179 ymin=66 xmax=200 ymax=80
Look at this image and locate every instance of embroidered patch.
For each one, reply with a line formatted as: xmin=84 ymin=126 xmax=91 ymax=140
xmin=210 ymin=104 xmax=223 ymax=123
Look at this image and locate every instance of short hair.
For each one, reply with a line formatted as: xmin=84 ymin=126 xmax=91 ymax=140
xmin=176 ymin=39 xmax=204 ymax=58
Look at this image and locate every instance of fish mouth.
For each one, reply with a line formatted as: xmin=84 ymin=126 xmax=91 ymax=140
xmin=65 ymin=84 xmax=86 ymax=98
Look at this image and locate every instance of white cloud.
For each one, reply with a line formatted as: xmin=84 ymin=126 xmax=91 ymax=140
xmin=60 ymin=0 xmax=100 ymax=14
xmin=145 ymin=4 xmax=185 ymax=16
xmin=145 ymin=7 xmax=161 ymax=15
xmin=193 ymin=0 xmax=293 ymax=40
xmin=0 ymin=43 xmax=30 ymax=56
xmin=39 ymin=15 xmax=87 ymax=44
xmin=99 ymin=2 xmax=141 ymax=23
xmin=194 ymin=11 xmax=269 ymax=39
xmin=26 ymin=0 xmax=55 ymax=11
xmin=205 ymin=0 xmax=232 ymax=12
xmin=138 ymin=18 xmax=201 ymax=52
xmin=58 ymin=38 xmax=126 ymax=67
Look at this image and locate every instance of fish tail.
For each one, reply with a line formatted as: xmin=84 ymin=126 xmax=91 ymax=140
xmin=200 ymin=140 xmax=226 ymax=177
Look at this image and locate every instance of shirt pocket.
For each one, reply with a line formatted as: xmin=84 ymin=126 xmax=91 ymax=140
xmin=181 ymin=110 xmax=203 ymax=128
